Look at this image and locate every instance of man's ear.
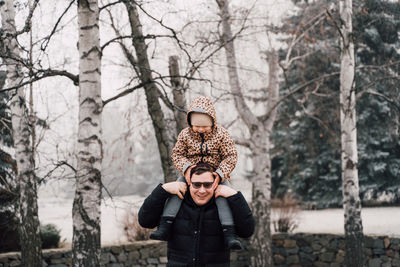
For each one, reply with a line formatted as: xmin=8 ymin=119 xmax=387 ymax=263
xmin=212 ymin=172 xmax=220 ymax=182
xmin=212 ymin=177 xmax=219 ymax=190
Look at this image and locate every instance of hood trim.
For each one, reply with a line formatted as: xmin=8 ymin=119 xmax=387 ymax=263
xmin=191 ymin=107 xmax=207 ymax=113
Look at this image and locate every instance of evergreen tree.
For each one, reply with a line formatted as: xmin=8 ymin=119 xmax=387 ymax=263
xmin=0 ymin=71 xmax=15 ymax=190
xmin=354 ymin=0 xmax=400 ymax=204
xmin=0 ymin=71 xmax=19 ymax=252
xmin=272 ymin=0 xmax=400 ymax=208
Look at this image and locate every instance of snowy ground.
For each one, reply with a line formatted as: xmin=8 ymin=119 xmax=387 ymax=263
xmin=38 ymin=195 xmax=145 ymax=246
xmin=38 ymin=195 xmax=400 ymax=246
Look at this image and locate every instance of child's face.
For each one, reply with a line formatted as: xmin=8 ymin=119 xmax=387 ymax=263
xmin=192 ymin=125 xmax=212 ymax=134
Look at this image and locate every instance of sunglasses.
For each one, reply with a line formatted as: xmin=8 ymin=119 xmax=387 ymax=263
xmin=191 ymin=182 xmax=214 ymax=189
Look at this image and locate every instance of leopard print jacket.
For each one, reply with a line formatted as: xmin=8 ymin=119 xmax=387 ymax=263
xmin=171 ymin=96 xmax=238 ymax=181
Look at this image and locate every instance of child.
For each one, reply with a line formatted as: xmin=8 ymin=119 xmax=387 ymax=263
xmin=150 ymin=96 xmax=243 ymax=250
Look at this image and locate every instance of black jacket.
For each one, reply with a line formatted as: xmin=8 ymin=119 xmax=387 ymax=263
xmin=138 ymin=184 xmax=255 ymax=267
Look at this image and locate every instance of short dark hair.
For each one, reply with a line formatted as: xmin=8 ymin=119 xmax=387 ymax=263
xmin=190 ymin=162 xmax=215 ymax=179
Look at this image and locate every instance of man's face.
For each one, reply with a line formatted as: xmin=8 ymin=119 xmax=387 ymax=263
xmin=189 ymin=171 xmax=218 ymax=206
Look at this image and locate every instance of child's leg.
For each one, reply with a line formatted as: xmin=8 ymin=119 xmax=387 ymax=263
xmin=216 ymin=180 xmax=243 ymax=251
xmin=215 ymin=181 xmax=234 ymax=226
xmin=161 ymin=176 xmax=186 ymax=217
xmin=149 ymin=176 xmax=186 ymax=241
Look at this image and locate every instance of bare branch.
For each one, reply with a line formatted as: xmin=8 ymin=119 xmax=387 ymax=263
xmin=15 ymin=0 xmax=40 ymax=36
xmin=259 ymin=72 xmax=341 ymax=122
xmin=284 ymin=50 xmax=319 ymax=70
xmin=37 ymin=160 xmax=77 ymax=183
xmin=282 ymin=10 xmax=328 ymax=69
xmin=102 ymin=82 xmax=147 ymax=106
xmin=101 ymin=35 xmax=133 ymax=53
xmin=356 ymin=60 xmax=400 ymax=71
xmin=233 ymin=139 xmax=251 ymax=149
xmin=40 ymin=0 xmax=75 ymax=51
xmin=357 ymin=88 xmax=400 ymax=112
xmin=101 ymin=34 xmax=175 ymax=54
xmin=0 ymin=69 xmax=78 ymax=92
xmin=99 ymin=0 xmax=121 ymax=11
xmin=326 ymin=8 xmax=345 ymax=43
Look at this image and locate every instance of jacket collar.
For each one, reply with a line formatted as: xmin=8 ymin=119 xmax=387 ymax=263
xmin=188 ymin=126 xmax=216 ymax=140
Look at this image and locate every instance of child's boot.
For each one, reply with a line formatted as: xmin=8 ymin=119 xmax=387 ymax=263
xmin=149 ymin=217 xmax=174 ymax=241
xmin=222 ymin=225 xmax=243 ymax=251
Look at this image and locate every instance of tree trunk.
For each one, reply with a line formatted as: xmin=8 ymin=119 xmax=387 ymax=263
xmin=215 ymin=0 xmax=259 ymax=132
xmin=124 ymin=1 xmax=176 ymax=182
xmin=250 ymin=131 xmax=272 ymax=267
xmin=216 ymin=1 xmax=279 ymax=266
xmin=248 ymin=50 xmax=279 ymax=267
xmin=169 ymin=55 xmax=187 ymax=136
xmin=72 ymin=0 xmax=102 ymax=266
xmin=339 ymin=0 xmax=365 ymax=266
xmin=0 ymin=1 xmax=42 ymax=265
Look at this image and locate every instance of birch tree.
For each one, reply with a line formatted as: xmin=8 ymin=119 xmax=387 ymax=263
xmin=216 ymin=1 xmax=330 ymax=265
xmin=72 ymin=0 xmax=103 ymax=265
xmin=0 ymin=0 xmax=42 ymax=265
xmin=339 ymin=0 xmax=365 ymax=265
xmin=216 ymin=1 xmax=279 ymax=265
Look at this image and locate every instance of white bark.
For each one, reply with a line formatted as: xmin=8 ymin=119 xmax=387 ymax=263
xmin=265 ymin=51 xmax=279 ymax=134
xmin=250 ymin=50 xmax=279 ymax=267
xmin=72 ymin=0 xmax=102 ymax=266
xmin=216 ymin=1 xmax=280 ymax=266
xmin=216 ymin=0 xmax=260 ymax=133
xmin=339 ymin=0 xmax=365 ymax=265
xmin=250 ymin=132 xmax=272 ymax=267
xmin=0 ymin=1 xmax=42 ymax=265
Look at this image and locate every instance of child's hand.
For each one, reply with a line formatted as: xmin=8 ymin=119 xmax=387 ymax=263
xmin=214 ymin=185 xmax=237 ymax=198
xmin=184 ymin=165 xmax=196 ymax=184
xmin=162 ymin=182 xmax=188 ymax=199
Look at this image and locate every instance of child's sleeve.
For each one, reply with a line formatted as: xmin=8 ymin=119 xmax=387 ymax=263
xmin=171 ymin=129 xmax=193 ymax=175
xmin=216 ymin=127 xmax=238 ymax=181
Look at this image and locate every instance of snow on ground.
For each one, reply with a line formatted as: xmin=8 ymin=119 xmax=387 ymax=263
xmin=38 ymin=195 xmax=145 ymax=246
xmin=294 ymin=207 xmax=400 ymax=237
xmin=38 ymin=195 xmax=400 ymax=246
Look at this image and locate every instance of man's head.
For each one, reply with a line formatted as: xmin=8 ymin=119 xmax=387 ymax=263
xmin=189 ymin=162 xmax=218 ymax=206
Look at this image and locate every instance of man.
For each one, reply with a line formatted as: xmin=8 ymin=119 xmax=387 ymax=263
xmin=138 ymin=162 xmax=255 ymax=266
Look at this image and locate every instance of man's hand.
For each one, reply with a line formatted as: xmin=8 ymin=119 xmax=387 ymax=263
xmin=162 ymin=182 xmax=187 ymax=199
xmin=184 ymin=165 xmax=196 ymax=184
xmin=214 ymin=185 xmax=237 ymax=198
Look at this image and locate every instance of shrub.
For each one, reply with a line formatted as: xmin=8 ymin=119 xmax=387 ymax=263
xmin=122 ymin=208 xmax=154 ymax=241
xmin=40 ymin=223 xmax=61 ymax=249
xmin=271 ymin=195 xmax=301 ymax=233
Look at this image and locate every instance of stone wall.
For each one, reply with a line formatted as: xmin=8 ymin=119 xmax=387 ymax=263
xmin=0 ymin=240 xmax=248 ymax=267
xmin=272 ymin=233 xmax=400 ymax=267
xmin=0 ymin=234 xmax=399 ymax=267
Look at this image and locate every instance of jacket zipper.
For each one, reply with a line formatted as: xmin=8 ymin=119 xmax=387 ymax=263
xmin=200 ymin=133 xmax=204 ymax=162
xmin=193 ymin=207 xmax=204 ymax=267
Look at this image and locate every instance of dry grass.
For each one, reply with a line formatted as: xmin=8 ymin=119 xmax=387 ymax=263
xmin=271 ymin=195 xmax=301 ymax=233
xmin=121 ymin=208 xmax=154 ymax=242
